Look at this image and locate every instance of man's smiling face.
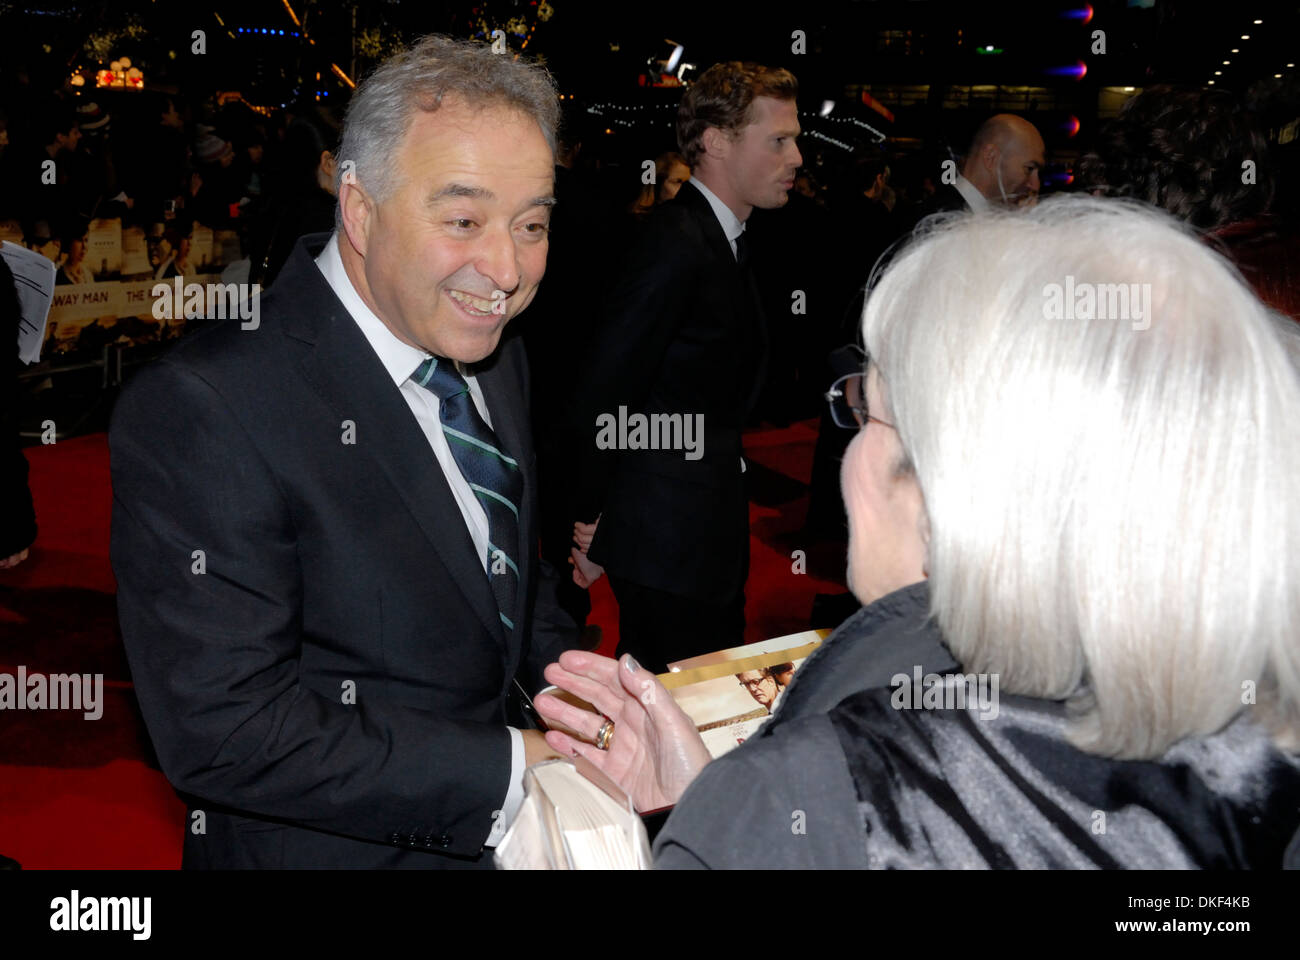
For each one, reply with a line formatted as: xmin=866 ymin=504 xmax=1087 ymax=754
xmin=345 ymin=94 xmax=554 ymax=363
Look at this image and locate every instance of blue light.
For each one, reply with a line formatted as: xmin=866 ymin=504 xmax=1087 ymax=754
xmin=278 ymin=30 xmax=284 ymax=35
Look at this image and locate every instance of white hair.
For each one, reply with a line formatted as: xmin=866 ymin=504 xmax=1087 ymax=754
xmin=862 ymin=195 xmax=1300 ymax=759
xmin=334 ymin=34 xmax=559 ymax=226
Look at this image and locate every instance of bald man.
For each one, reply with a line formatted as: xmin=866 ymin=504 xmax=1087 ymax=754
xmin=961 ymin=114 xmax=1045 ymax=208
xmin=920 ymin=114 xmax=1045 ymax=219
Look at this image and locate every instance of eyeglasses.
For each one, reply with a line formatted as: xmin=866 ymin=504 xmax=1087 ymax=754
xmin=824 ymin=354 xmax=895 ymax=431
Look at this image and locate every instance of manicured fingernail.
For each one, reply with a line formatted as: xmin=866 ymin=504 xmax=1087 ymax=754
xmin=624 ymin=655 xmax=639 ymax=674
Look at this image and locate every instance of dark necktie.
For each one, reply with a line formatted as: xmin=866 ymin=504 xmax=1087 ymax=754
xmin=412 ymin=357 xmax=522 ymax=632
xmin=735 ymin=229 xmax=750 ymax=267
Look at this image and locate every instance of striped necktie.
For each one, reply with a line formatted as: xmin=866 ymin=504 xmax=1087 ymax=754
xmin=412 ymin=356 xmax=522 ymax=633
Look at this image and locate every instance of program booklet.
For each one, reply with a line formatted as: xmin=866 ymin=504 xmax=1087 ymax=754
xmin=539 ymin=629 xmax=827 ymax=759
xmin=660 ymin=629 xmax=829 ymax=756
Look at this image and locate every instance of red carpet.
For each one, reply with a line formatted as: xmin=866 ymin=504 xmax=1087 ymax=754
xmin=0 ymin=422 xmax=848 ymax=868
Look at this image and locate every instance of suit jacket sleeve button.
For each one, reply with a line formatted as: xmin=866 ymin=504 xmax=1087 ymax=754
xmin=439 ymin=834 xmax=452 ymax=847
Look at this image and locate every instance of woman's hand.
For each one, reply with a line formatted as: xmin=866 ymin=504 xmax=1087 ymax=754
xmin=535 ymin=651 xmax=712 ymax=813
xmin=569 ymin=516 xmax=603 ymax=587
xmin=568 ymin=547 xmax=604 ymax=589
xmin=572 ymin=517 xmax=598 ymax=554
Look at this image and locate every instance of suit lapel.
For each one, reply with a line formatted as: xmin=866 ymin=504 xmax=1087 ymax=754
xmin=283 ymin=238 xmax=508 ymax=649
xmin=679 ymin=181 xmax=738 ymax=269
xmin=679 ymin=182 xmax=770 ymax=415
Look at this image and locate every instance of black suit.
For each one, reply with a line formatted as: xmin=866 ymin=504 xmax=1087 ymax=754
xmin=571 ymin=180 xmax=767 ymax=670
xmin=110 ymin=233 xmax=577 ymax=868
xmin=907 ymin=181 xmax=972 ymax=232
xmin=1 ymin=257 xmax=36 ymax=560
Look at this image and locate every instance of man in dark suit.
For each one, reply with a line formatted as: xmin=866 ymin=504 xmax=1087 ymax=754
xmin=914 ymin=114 xmax=1045 ymax=223
xmin=567 ymin=62 xmax=801 ymax=672
xmin=110 ymin=36 xmax=577 ymax=869
xmin=0 ymin=255 xmax=36 ymax=571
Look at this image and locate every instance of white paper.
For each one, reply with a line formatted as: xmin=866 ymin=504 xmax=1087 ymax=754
xmin=495 ymin=760 xmax=651 ymax=870
xmin=2 ymin=241 xmax=56 ymax=364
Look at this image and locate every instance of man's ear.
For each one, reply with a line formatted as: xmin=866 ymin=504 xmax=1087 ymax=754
xmin=981 ymin=142 xmax=1001 ymax=176
xmin=339 ymin=179 xmax=373 ymax=258
xmin=701 ymin=125 xmax=730 ymax=163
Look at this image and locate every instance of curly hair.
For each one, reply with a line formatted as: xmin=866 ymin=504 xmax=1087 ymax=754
xmin=1077 ymin=86 xmax=1273 ymax=230
xmin=676 ymin=62 xmax=798 ymax=168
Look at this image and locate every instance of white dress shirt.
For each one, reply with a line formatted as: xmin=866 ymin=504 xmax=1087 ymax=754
xmin=686 ymin=177 xmax=747 ymax=259
xmin=954 ymin=173 xmax=990 ymax=213
xmin=315 ymin=232 xmax=524 ymax=848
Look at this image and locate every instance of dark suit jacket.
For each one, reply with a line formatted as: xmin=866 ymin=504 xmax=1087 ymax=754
xmin=570 ymin=180 xmax=767 ymax=599
xmin=1 ymin=256 xmax=37 ymax=559
xmin=110 ymin=233 xmax=577 ymax=868
xmin=907 ymin=181 xmax=972 ymax=233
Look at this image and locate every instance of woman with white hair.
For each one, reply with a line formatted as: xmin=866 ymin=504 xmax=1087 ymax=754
xmin=535 ymin=196 xmax=1300 ymax=868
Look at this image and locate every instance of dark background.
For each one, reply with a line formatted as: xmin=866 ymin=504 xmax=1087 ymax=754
xmin=5 ymin=0 xmax=1299 ymax=187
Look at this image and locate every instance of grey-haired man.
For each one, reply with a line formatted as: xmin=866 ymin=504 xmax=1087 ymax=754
xmin=111 ymin=36 xmax=577 ymax=868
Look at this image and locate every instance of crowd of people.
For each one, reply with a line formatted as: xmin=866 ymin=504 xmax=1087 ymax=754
xmin=0 ymin=82 xmax=344 ymax=360
xmin=7 ymin=33 xmax=1299 ymax=870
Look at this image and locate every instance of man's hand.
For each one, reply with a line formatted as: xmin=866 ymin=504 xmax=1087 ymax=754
xmin=569 ymin=547 xmax=604 ymax=589
xmin=535 ymin=651 xmax=712 ymax=812
xmin=0 ymin=548 xmax=29 ymax=570
xmin=520 ymin=728 xmax=566 ymax=767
